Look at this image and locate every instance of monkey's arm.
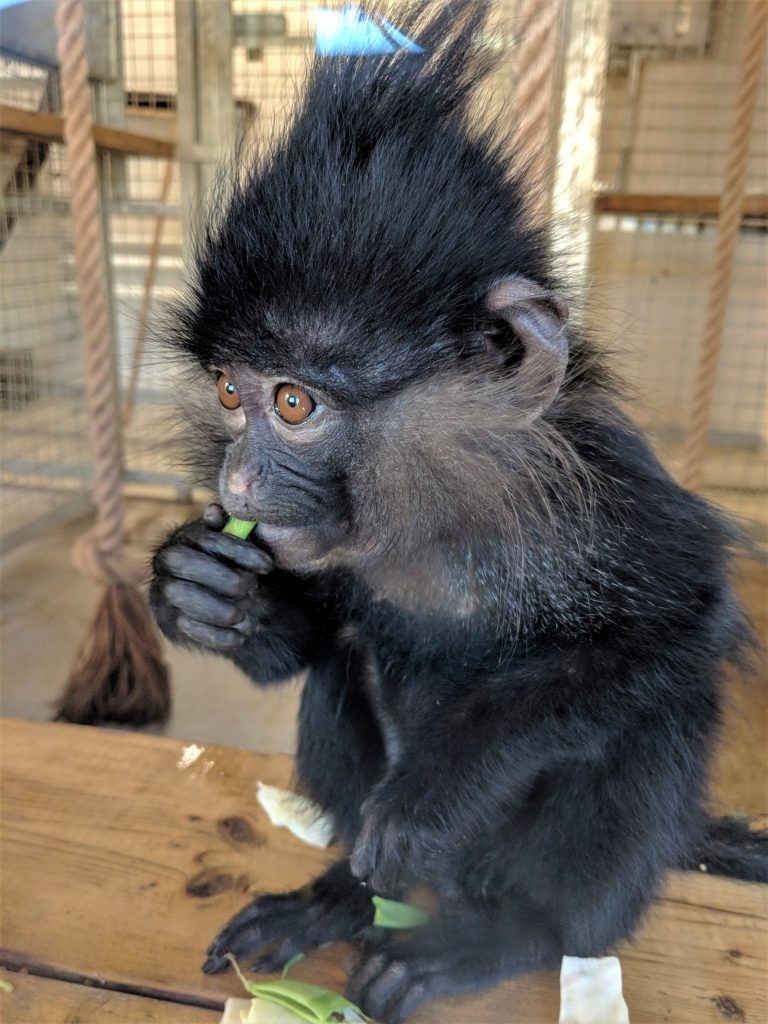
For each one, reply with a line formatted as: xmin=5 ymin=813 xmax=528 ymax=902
xmin=150 ymin=509 xmax=333 ymax=684
xmin=351 ymin=642 xmax=678 ymax=891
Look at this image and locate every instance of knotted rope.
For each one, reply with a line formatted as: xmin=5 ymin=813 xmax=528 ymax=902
xmin=681 ymin=0 xmax=768 ymax=490
xmin=54 ymin=0 xmax=170 ymax=725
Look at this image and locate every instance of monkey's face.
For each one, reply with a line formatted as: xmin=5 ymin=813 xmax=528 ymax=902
xmin=211 ymin=364 xmax=357 ymax=571
xmin=206 ymin=277 xmax=570 ymax=575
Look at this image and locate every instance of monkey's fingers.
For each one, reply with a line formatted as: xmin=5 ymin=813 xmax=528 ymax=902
xmin=202 ymin=904 xmax=312 ymax=973
xmin=163 ymin=580 xmax=250 ymax=630
xmin=204 ymin=868 xmax=377 ymax=975
xmin=248 ymin=902 xmax=360 ymax=974
xmin=202 ymin=503 xmax=227 ymax=529
xmin=352 ymin=814 xmax=413 ymax=893
xmin=206 ymin=890 xmax=312 ymax=958
xmin=159 ymin=545 xmax=251 ymax=597
xmin=189 ymin=524 xmax=273 ymax=574
xmin=347 ymin=932 xmax=488 ymax=1024
xmin=203 ymin=888 xmax=328 ymax=973
xmin=177 ymin=615 xmax=245 ymax=651
xmin=349 ymin=816 xmax=380 ymax=882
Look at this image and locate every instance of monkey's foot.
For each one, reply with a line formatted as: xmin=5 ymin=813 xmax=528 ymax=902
xmin=346 ymin=929 xmax=508 ymax=1024
xmin=202 ymin=859 xmax=374 ymax=974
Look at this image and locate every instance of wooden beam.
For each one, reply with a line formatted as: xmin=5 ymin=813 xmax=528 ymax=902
xmin=92 ymin=124 xmax=174 ymax=159
xmin=0 ymin=104 xmax=174 ymax=158
xmin=0 ymin=105 xmax=62 ymax=141
xmin=5 ymin=106 xmax=765 ymax=218
xmin=595 ymin=192 xmax=768 ymax=218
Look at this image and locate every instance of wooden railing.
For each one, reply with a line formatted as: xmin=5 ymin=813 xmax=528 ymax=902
xmin=0 ymin=103 xmax=174 ymax=159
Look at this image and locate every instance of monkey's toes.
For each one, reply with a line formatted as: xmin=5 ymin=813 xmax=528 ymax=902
xmin=201 ymin=874 xmax=376 ymax=977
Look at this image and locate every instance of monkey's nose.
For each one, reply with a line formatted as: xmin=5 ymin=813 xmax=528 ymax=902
xmin=227 ymin=469 xmax=253 ymax=495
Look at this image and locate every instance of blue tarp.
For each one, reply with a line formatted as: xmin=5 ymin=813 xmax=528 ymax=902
xmin=316 ymin=5 xmax=423 ymax=56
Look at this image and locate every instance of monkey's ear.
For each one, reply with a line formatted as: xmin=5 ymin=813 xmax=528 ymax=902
xmin=485 ymin=276 xmax=569 ymax=423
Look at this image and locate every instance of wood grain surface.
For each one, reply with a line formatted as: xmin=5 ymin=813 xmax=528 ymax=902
xmin=0 ymin=972 xmax=220 ymax=1023
xmin=1 ymin=718 xmax=765 ymax=1023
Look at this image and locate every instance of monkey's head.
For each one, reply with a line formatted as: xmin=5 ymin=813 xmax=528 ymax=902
xmin=172 ymin=1 xmax=602 ymax=579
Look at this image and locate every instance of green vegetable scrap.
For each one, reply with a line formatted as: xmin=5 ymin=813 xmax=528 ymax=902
xmin=229 ymin=955 xmax=369 ymax=1023
xmin=281 ymin=953 xmax=306 ymax=978
xmin=371 ymin=895 xmax=430 ymax=929
xmin=222 ymin=517 xmax=258 ymax=540
xmin=0 ymin=979 xmax=13 ymax=993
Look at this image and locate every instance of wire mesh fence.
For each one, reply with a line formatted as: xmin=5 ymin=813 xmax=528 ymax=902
xmin=106 ymin=0 xmax=183 ymax=498
xmin=0 ymin=57 xmax=91 ymax=548
xmin=591 ymin=0 xmax=767 ymax=525
xmin=0 ymin=0 xmax=765 ymax=551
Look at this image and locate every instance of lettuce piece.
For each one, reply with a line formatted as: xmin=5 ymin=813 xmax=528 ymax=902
xmin=256 ymin=782 xmax=335 ymax=848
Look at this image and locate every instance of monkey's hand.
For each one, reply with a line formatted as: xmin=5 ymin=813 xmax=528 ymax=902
xmin=150 ymin=503 xmax=273 ymax=652
xmin=151 ymin=504 xmax=333 ymax=682
xmin=350 ymin=773 xmax=448 ymax=893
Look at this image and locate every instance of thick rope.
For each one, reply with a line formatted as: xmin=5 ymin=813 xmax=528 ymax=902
xmin=681 ymin=0 xmax=768 ymax=491
xmin=512 ymin=0 xmax=562 ymax=208
xmin=54 ymin=0 xmax=171 ymax=726
xmin=56 ymin=0 xmax=125 ymax=577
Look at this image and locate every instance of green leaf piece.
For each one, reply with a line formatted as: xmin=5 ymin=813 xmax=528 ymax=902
xmin=228 ymin=955 xmax=368 ymax=1023
xmin=282 ymin=952 xmax=306 ymax=978
xmin=222 ymin=517 xmax=258 ymax=540
xmin=372 ymin=895 xmax=430 ymax=929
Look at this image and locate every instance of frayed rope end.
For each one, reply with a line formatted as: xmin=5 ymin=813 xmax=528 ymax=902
xmin=54 ymin=581 xmax=171 ymax=727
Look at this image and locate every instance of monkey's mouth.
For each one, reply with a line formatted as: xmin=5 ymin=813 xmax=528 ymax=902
xmin=256 ymin=522 xmax=305 ymax=551
xmin=255 ymin=521 xmax=345 ymax=571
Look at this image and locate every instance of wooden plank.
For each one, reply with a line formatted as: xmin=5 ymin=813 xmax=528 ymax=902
xmin=594 ymin=192 xmax=768 ymax=218
xmin=1 ymin=718 xmax=765 ymax=1024
xmin=0 ymin=105 xmax=63 ymax=142
xmin=0 ymin=105 xmax=175 ymax=158
xmin=92 ymin=124 xmax=175 ymax=160
xmin=0 ymin=972 xmax=220 ymax=1023
xmin=619 ymin=872 xmax=767 ymax=1024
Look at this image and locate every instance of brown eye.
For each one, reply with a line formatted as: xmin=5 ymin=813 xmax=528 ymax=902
xmin=275 ymin=383 xmax=315 ymax=424
xmin=217 ymin=373 xmax=241 ymax=410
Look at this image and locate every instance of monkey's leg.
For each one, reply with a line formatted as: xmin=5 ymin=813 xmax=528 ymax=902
xmin=347 ymin=901 xmax=562 ymax=1024
xmin=202 ymin=858 xmax=376 ymax=974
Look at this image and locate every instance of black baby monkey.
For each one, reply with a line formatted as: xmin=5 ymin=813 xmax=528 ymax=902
xmin=150 ymin=3 xmax=765 ymax=1020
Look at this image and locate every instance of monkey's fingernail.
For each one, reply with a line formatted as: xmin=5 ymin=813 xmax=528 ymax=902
xmin=202 ymin=956 xmax=226 ymax=974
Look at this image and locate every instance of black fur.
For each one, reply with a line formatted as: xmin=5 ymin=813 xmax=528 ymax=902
xmin=150 ymin=4 xmax=764 ymax=1020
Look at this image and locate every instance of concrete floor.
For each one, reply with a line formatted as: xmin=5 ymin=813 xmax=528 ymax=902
xmin=1 ymin=498 xmax=765 ymax=812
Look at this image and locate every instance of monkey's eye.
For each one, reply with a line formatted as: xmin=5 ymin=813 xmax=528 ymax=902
xmin=274 ymin=383 xmax=315 ymax=425
xmin=216 ymin=373 xmax=241 ymax=410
